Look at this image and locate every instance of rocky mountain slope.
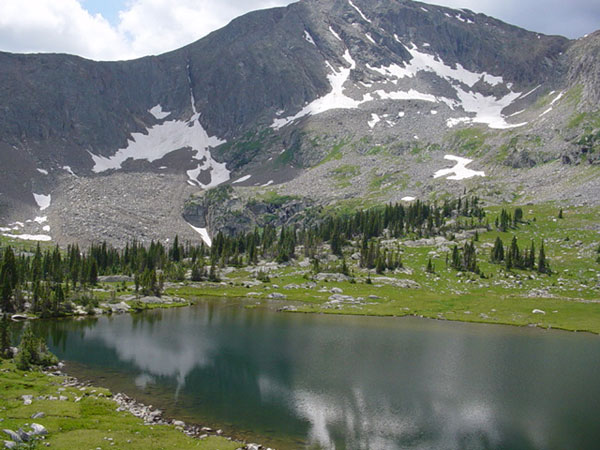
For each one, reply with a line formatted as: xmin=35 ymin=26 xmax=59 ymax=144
xmin=0 ymin=0 xmax=598 ymax=246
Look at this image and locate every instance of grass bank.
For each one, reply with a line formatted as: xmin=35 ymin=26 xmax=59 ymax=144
xmin=165 ymin=203 xmax=600 ymax=334
xmin=0 ymin=360 xmax=241 ymax=450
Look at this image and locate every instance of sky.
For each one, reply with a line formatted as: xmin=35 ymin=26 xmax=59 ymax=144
xmin=0 ymin=0 xmax=598 ymax=61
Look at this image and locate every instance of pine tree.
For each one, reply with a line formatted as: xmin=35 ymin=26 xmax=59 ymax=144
xmin=506 ymin=236 xmax=520 ymax=270
xmin=558 ymin=208 xmax=564 ymax=219
xmin=208 ymin=264 xmax=220 ymax=282
xmin=170 ymin=235 xmax=181 ymax=262
xmin=340 ymin=258 xmax=350 ymax=276
xmin=88 ymin=259 xmax=98 ymax=285
xmin=527 ymin=241 xmax=536 ymax=270
xmin=491 ymin=237 xmax=504 ymax=263
xmin=0 ymin=247 xmax=18 ymax=313
xmin=513 ymin=207 xmax=523 ymax=225
xmin=451 ymin=246 xmax=461 ymax=270
xmin=426 ymin=258 xmax=435 ymax=274
xmin=0 ymin=314 xmax=11 ymax=359
xmin=538 ymin=241 xmax=549 ymax=274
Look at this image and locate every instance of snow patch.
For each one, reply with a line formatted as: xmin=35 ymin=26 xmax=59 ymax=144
xmin=401 ymin=196 xmax=416 ymax=201
xmin=365 ymin=33 xmax=376 ymax=44
xmin=262 ymin=180 xmax=274 ymax=187
xmin=36 ymin=168 xmax=48 ymax=175
xmin=34 ymin=216 xmax=47 ymax=224
xmin=519 ymin=85 xmax=541 ymax=99
xmin=42 ymin=225 xmax=51 ymax=232
xmin=456 ymin=14 xmax=473 ymax=24
xmin=371 ymin=41 xmax=503 ymax=88
xmin=62 ymin=165 xmax=77 ymax=176
xmin=430 ymin=110 xmax=438 ymax=115
xmin=148 ymin=104 xmax=171 ymax=120
xmin=272 ymin=50 xmax=362 ymax=129
xmin=368 ymin=113 xmax=381 ymax=129
xmin=232 ymin=175 xmax=252 ymax=184
xmin=434 ymin=155 xmax=485 ymax=180
xmin=2 ymin=233 xmax=52 ymax=242
xmin=446 ymin=117 xmax=472 ymax=128
xmin=420 ymin=7 xmax=428 ymax=12
xmin=188 ymin=224 xmax=212 ymax=247
xmin=550 ymin=91 xmax=565 ymax=106
xmin=540 ymin=107 xmax=553 ymax=117
xmin=348 ymin=0 xmax=371 ymax=23
xmin=453 ymin=87 xmax=527 ymax=129
xmin=91 ymin=86 xmax=228 ymax=189
xmin=329 ymin=26 xmax=342 ymax=42
xmin=304 ymin=30 xmax=316 ymax=46
xmin=374 ymin=89 xmax=437 ymax=103
xmin=33 ymin=194 xmax=51 ymax=211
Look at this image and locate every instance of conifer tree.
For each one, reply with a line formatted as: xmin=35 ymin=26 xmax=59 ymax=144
xmin=538 ymin=241 xmax=549 ymax=274
xmin=0 ymin=314 xmax=11 ymax=359
xmin=491 ymin=237 xmax=504 ymax=263
xmin=426 ymin=258 xmax=435 ymax=274
xmin=527 ymin=241 xmax=536 ymax=270
xmin=0 ymin=247 xmax=17 ymax=313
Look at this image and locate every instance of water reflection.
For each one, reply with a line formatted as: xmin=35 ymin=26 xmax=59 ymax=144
xmin=36 ymin=300 xmax=600 ymax=450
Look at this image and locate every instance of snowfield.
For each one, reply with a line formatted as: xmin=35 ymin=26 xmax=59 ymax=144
xmin=272 ymin=37 xmax=527 ymax=131
xmin=232 ymin=175 xmax=252 ymax=184
xmin=91 ymin=88 xmax=228 ymax=189
xmin=188 ymin=224 xmax=212 ymax=247
xmin=434 ymin=155 xmax=486 ymax=180
xmin=33 ymin=194 xmax=51 ymax=211
xmin=149 ymin=104 xmax=171 ymax=120
xmin=2 ymin=233 xmax=52 ymax=242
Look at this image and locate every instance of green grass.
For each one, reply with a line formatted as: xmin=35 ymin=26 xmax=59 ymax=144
xmin=257 ymin=190 xmax=300 ymax=207
xmin=330 ymin=165 xmax=360 ymax=188
xmin=318 ymin=139 xmax=349 ymax=165
xmin=167 ymin=202 xmax=600 ymax=334
xmin=0 ymin=360 xmax=241 ymax=450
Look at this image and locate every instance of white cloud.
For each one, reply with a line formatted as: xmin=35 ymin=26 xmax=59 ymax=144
xmin=0 ymin=0 xmax=598 ymax=60
xmin=0 ymin=0 xmax=133 ymax=60
xmin=0 ymin=0 xmax=293 ymax=61
xmin=426 ymin=0 xmax=600 ymax=38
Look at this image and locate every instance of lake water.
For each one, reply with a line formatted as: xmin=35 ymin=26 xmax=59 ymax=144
xmin=32 ymin=298 xmax=600 ymax=449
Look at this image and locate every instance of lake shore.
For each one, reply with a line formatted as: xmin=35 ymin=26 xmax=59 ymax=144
xmin=0 ymin=359 xmax=269 ymax=450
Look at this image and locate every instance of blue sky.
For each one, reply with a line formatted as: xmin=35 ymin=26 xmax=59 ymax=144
xmin=81 ymin=0 xmax=123 ymax=25
xmin=0 ymin=0 xmax=598 ymax=61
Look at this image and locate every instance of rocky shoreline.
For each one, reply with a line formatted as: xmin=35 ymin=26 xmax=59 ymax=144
xmin=48 ymin=365 xmax=273 ymax=450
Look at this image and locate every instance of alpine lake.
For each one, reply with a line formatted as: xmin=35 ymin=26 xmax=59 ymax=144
xmin=28 ymin=297 xmax=600 ymax=450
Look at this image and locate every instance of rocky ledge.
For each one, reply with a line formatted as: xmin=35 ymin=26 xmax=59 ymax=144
xmin=49 ymin=365 xmax=275 ymax=450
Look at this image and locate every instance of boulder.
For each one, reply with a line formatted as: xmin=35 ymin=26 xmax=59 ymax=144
xmin=2 ymin=430 xmax=20 ymax=443
xmin=98 ymin=275 xmax=133 ymax=283
xmin=109 ymin=302 xmax=131 ymax=313
xmin=30 ymin=424 xmax=48 ymax=436
xmin=314 ymin=273 xmax=349 ymax=282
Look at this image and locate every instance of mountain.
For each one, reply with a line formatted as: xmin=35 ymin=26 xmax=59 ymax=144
xmin=0 ymin=0 xmax=598 ymax=246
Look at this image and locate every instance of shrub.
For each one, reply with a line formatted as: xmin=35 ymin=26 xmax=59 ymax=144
xmin=15 ymin=324 xmax=58 ymax=371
